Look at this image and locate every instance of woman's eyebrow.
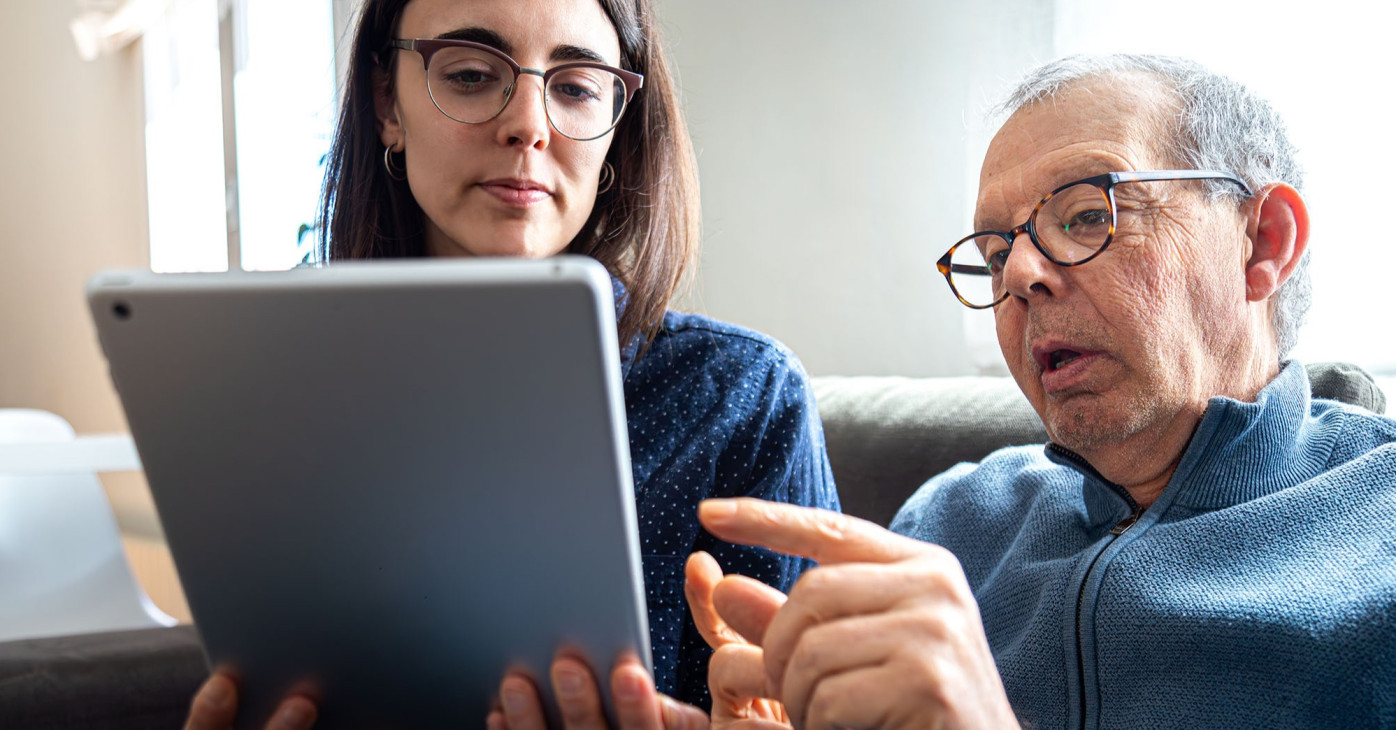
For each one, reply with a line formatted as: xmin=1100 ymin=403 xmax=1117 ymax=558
xmin=435 ymin=27 xmax=512 ymax=55
xmin=431 ymin=27 xmax=608 ymax=66
xmin=551 ymin=44 xmax=607 ymax=64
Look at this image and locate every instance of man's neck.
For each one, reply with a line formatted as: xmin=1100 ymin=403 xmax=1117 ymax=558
xmin=1083 ymin=355 xmax=1281 ymax=510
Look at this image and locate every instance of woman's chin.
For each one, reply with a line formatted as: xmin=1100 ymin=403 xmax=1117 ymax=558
xmin=428 ymin=233 xmax=565 ymax=260
xmin=432 ymin=217 xmax=580 ymax=258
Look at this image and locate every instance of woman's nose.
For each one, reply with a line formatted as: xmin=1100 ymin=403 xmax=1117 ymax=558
xmin=495 ymin=73 xmax=551 ymax=150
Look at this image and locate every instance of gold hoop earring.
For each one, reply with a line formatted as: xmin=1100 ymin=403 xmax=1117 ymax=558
xmin=597 ymin=161 xmax=615 ymax=195
xmin=383 ymin=146 xmax=406 ymax=182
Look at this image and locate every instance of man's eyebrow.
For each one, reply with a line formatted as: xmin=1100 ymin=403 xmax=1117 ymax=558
xmin=972 ymin=162 xmax=1123 ymax=231
xmin=435 ymin=27 xmax=512 ymax=55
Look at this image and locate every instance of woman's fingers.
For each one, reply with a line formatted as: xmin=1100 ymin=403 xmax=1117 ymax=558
xmin=497 ymin=654 xmax=697 ymax=730
xmin=184 ymin=672 xmax=316 ymax=730
xmin=609 ymin=656 xmax=664 ymax=730
xmin=552 ymin=656 xmax=610 ymax=730
xmin=185 ymin=673 xmax=239 ymax=730
xmin=263 ymin=696 xmax=317 ymax=730
xmin=499 ymin=673 xmax=550 ymax=730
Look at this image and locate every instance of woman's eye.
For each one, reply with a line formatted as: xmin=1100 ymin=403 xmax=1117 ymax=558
xmin=551 ymin=81 xmax=601 ymax=103
xmin=443 ymin=68 xmax=499 ymax=91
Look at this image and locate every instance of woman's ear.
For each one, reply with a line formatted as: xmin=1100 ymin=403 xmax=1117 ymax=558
xmin=373 ymin=65 xmax=403 ymax=150
xmin=1243 ymin=182 xmax=1309 ymax=303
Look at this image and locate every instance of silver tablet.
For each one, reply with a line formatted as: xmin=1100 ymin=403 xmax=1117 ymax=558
xmin=88 ymin=256 xmax=649 ymax=729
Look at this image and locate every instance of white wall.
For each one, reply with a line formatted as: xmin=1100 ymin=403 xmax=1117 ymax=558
xmin=0 ymin=2 xmax=147 ymax=432
xmin=0 ymin=2 xmax=189 ymax=617
xmin=657 ymin=0 xmax=1052 ymax=376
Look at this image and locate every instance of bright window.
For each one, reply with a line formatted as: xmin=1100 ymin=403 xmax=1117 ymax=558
xmin=1052 ymin=0 xmax=1396 ymax=378
xmin=142 ymin=0 xmax=227 ymax=273
xmin=141 ymin=0 xmax=335 ymax=273
xmin=231 ymin=0 xmax=336 ymax=270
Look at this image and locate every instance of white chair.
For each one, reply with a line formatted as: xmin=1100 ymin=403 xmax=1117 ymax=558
xmin=0 ymin=408 xmax=175 ymax=642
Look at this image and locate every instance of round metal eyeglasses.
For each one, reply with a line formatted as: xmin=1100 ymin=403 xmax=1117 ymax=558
xmin=938 ymin=169 xmax=1252 ymax=309
xmin=389 ymin=39 xmax=644 ymax=142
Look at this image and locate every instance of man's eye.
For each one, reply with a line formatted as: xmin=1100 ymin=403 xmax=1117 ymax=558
xmin=987 ymin=248 xmax=1010 ymax=273
xmin=1066 ymin=208 xmax=1110 ymax=229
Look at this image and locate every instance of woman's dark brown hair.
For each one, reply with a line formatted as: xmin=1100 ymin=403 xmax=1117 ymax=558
xmin=317 ymin=0 xmax=699 ymax=349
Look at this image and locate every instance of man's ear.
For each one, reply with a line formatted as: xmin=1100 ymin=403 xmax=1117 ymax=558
xmin=1243 ymin=182 xmax=1309 ymax=303
xmin=373 ymin=65 xmax=403 ymax=150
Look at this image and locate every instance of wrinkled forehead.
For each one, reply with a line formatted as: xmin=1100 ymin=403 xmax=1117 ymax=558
xmin=975 ymin=74 xmax=1180 ymax=225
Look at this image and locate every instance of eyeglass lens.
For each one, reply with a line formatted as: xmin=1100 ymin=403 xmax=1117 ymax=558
xmin=423 ymin=46 xmax=628 ymax=140
xmin=946 ymin=182 xmax=1114 ymax=307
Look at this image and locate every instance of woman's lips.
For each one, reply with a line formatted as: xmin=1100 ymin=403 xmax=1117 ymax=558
xmin=479 ymin=180 xmax=551 ymax=207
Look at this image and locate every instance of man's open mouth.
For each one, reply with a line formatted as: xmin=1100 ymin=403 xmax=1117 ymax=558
xmin=1047 ymin=349 xmax=1083 ymax=371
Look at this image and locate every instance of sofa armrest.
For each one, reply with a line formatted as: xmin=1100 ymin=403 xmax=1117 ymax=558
xmin=0 ymin=626 xmax=207 ymax=728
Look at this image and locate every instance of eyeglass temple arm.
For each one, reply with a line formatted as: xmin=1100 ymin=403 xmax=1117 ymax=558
xmin=1111 ymin=169 xmax=1253 ymax=196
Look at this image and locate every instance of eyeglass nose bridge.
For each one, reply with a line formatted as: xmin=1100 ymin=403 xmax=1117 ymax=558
xmin=990 ymin=220 xmax=1036 ymax=264
xmin=495 ymin=66 xmax=547 ymax=116
xmin=500 ymin=67 xmax=588 ymax=140
xmin=1000 ymin=209 xmax=1094 ymax=269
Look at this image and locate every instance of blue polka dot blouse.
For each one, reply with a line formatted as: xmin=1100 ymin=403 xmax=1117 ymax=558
xmin=613 ymin=279 xmax=840 ymax=710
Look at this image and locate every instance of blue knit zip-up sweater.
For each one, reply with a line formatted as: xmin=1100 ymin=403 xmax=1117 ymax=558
xmin=891 ymin=362 xmax=1396 ymax=729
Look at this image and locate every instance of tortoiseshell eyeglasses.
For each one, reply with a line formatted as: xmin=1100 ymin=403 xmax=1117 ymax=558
xmin=938 ymin=169 xmax=1253 ymax=309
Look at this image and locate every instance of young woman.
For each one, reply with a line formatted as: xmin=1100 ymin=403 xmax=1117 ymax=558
xmin=184 ymin=0 xmax=837 ymax=727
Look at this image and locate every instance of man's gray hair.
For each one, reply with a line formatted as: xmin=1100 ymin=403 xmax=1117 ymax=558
xmin=997 ymin=54 xmax=1309 ymax=358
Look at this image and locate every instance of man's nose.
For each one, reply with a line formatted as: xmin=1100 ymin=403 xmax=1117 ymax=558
xmin=495 ymin=72 xmax=551 ymax=150
xmin=1000 ymin=232 xmax=1062 ymax=301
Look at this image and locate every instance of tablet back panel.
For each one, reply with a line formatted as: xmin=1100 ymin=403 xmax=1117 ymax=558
xmin=88 ymin=257 xmax=648 ymax=728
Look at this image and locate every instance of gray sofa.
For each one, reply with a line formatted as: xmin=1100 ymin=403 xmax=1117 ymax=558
xmin=0 ymin=362 xmax=1384 ymax=728
xmin=815 ymin=361 xmax=1386 ymax=527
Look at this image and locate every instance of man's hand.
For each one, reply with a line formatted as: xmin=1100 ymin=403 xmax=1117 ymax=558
xmin=183 ymin=671 xmax=318 ymax=730
xmin=696 ymin=498 xmax=1018 ymax=730
xmin=486 ymin=652 xmax=708 ymax=730
xmin=685 ymin=551 xmax=791 ymax=730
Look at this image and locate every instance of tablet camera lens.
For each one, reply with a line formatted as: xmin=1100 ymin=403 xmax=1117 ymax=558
xmin=112 ymin=302 xmax=132 ymax=320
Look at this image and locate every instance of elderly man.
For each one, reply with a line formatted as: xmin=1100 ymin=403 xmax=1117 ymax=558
xmin=472 ymin=53 xmax=1394 ymax=730
xmin=684 ymin=54 xmax=1396 ymax=729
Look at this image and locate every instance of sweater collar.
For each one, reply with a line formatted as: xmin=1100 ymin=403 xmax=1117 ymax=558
xmin=1048 ymin=361 xmax=1318 ymax=526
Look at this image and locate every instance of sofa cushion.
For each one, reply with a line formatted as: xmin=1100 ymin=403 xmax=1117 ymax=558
xmin=813 ymin=361 xmax=1388 ymax=527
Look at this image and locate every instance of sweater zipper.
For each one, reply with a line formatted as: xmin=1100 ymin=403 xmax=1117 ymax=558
xmin=1049 ymin=444 xmax=1143 ymax=730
